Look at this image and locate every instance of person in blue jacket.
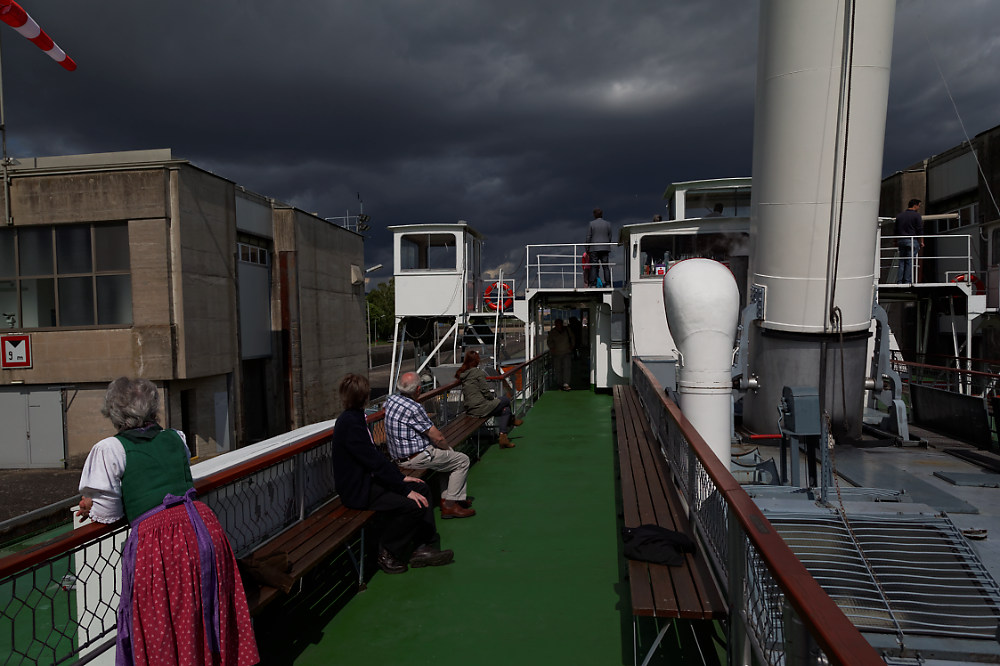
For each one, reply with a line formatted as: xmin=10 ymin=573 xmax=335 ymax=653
xmin=331 ymin=373 xmax=455 ymax=574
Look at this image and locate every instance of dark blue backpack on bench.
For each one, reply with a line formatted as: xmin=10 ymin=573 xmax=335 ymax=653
xmin=622 ymin=525 xmax=696 ymax=566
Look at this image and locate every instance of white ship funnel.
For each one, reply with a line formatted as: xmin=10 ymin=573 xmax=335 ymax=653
xmin=744 ymin=0 xmax=896 ymax=438
xmin=663 ymin=259 xmax=739 ymax=468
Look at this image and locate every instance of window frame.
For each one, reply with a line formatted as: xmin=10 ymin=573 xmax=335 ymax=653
xmin=1 ymin=222 xmax=133 ymax=330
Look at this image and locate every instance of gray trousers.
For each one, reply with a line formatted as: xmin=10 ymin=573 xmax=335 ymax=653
xmin=399 ymin=446 xmax=470 ymax=502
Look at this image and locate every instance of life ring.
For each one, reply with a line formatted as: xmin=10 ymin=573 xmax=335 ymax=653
xmin=484 ymin=282 xmax=513 ymax=310
xmin=952 ymin=274 xmax=984 ymax=294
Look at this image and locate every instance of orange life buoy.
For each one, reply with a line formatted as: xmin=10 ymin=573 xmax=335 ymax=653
xmin=484 ymin=282 xmax=513 ymax=310
xmin=952 ymin=274 xmax=984 ymax=294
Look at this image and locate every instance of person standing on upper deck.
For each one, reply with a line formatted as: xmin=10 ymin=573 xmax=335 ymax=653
xmin=586 ymin=208 xmax=614 ymax=287
xmin=895 ymin=199 xmax=923 ymax=284
xmin=385 ymin=372 xmax=476 ymax=519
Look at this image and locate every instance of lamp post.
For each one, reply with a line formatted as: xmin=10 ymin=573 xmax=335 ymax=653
xmin=364 ymin=263 xmax=385 ymax=370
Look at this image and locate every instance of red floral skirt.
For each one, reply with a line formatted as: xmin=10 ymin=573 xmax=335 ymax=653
xmin=128 ymin=501 xmax=259 ymax=665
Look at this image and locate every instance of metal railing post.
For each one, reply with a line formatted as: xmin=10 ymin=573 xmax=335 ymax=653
xmin=727 ymin=510 xmax=749 ymax=666
xmin=295 ymin=452 xmax=306 ymax=521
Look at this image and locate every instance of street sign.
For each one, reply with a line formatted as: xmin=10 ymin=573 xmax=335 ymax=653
xmin=1 ymin=334 xmax=31 ymax=369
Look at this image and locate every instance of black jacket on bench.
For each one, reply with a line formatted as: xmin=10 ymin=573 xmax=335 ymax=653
xmin=332 ymin=408 xmax=409 ymax=509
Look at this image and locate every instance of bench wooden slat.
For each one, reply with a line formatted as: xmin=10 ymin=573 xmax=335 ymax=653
xmin=625 ymin=396 xmax=708 ymax=619
xmin=618 ymin=386 xmax=696 ymax=617
xmin=246 ymin=498 xmax=375 ymax=615
xmin=613 ymin=384 xmax=726 ymax=621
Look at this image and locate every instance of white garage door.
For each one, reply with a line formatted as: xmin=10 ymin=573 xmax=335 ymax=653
xmin=0 ymin=388 xmax=65 ymax=468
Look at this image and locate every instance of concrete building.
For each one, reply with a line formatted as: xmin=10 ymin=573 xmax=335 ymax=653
xmin=0 ymin=149 xmax=367 ymax=468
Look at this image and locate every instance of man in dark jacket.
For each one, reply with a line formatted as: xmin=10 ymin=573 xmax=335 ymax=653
xmin=331 ymin=373 xmax=454 ymax=574
xmin=586 ymin=208 xmax=614 ymax=287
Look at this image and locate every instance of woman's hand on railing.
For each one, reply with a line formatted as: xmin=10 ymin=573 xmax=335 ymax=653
xmin=76 ymin=496 xmax=93 ymax=523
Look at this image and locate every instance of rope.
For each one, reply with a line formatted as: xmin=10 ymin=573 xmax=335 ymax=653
xmin=821 ymin=2 xmax=905 ymax=649
xmin=824 ymin=0 xmax=856 ymax=328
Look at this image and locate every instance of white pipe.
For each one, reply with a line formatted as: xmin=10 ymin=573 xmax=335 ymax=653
xmin=662 ymin=259 xmax=740 ymax=468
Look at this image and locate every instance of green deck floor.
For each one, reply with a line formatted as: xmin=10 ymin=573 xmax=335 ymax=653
xmin=255 ymin=389 xmax=723 ymax=664
xmin=263 ymin=390 xmax=625 ymax=664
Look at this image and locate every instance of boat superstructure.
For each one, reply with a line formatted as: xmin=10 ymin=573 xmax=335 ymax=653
xmin=9 ymin=1 xmax=1000 ymax=665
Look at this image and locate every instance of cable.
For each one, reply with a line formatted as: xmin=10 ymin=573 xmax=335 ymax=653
xmin=919 ymin=16 xmax=1000 ymax=223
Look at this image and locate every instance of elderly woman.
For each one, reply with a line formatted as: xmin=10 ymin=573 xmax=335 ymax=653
xmin=77 ymin=377 xmax=258 ymax=666
xmin=455 ymin=350 xmax=522 ymax=448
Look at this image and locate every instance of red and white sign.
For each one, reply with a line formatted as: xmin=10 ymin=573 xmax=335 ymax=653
xmin=1 ymin=334 xmax=31 ymax=369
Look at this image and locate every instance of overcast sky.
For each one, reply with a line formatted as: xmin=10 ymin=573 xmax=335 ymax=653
xmin=4 ymin=0 xmax=999 ymax=283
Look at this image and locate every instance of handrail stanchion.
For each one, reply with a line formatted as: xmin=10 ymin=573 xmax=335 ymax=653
xmin=727 ymin=508 xmax=749 ymax=666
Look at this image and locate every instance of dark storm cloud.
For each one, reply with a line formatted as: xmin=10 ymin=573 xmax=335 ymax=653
xmin=2 ymin=1 xmax=998 ymax=276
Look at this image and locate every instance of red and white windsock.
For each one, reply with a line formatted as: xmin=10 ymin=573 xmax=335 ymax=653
xmin=0 ymin=0 xmax=76 ymax=71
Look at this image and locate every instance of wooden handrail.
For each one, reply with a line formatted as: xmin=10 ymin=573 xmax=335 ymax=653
xmin=634 ymin=359 xmax=885 ymax=665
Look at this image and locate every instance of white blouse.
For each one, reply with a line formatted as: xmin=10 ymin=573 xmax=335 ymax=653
xmin=78 ymin=431 xmax=190 ymax=524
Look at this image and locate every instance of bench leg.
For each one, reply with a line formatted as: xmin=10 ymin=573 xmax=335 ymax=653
xmin=638 ymin=619 xmax=675 ymax=666
xmin=343 ymin=527 xmax=368 ymax=591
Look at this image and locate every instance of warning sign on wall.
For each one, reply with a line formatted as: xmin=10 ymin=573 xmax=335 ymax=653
xmin=1 ymin=334 xmax=31 ymax=369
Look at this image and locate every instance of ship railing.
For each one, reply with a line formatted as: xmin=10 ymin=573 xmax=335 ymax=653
xmin=890 ymin=351 xmax=1000 ymax=403
xmin=0 ymin=353 xmax=549 ymax=665
xmin=631 ymin=358 xmax=885 ymax=666
xmin=879 ymin=234 xmax=974 ymax=286
xmin=524 ymin=242 xmax=619 ymax=290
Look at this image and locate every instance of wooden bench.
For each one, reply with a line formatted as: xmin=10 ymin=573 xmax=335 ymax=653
xmin=612 ymin=385 xmax=726 ymax=663
xmin=242 ymin=499 xmax=375 ymax=615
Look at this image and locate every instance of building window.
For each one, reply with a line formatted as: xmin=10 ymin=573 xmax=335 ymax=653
xmin=399 ymin=233 xmax=457 ymax=271
xmin=237 ymin=241 xmax=270 ymax=266
xmin=0 ymin=223 xmax=132 ymax=330
xmin=938 ymin=202 xmax=980 ymax=233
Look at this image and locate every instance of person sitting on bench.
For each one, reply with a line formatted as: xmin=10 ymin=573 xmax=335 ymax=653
xmin=332 ymin=373 xmax=454 ymax=574
xmin=385 ymin=372 xmax=476 ymax=519
xmin=455 ymin=349 xmax=522 ymax=449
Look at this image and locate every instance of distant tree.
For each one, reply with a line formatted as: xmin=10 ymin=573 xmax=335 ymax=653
xmin=366 ymin=279 xmax=395 ymax=342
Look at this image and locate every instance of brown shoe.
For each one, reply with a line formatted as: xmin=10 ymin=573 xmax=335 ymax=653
xmin=409 ymin=544 xmax=455 ymax=568
xmin=377 ymin=547 xmax=408 ymax=574
xmin=512 ymin=419 xmax=524 ymax=427
xmin=440 ymin=499 xmax=476 ymax=519
xmin=498 ymin=433 xmax=515 ymax=449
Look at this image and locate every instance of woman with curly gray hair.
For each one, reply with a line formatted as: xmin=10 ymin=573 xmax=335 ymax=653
xmin=77 ymin=377 xmax=258 ymax=666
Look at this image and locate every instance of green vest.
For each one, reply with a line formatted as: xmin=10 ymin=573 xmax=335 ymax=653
xmin=118 ymin=426 xmax=194 ymax=523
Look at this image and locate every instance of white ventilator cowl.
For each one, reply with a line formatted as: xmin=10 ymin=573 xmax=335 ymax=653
xmin=662 ymin=259 xmax=740 ymax=468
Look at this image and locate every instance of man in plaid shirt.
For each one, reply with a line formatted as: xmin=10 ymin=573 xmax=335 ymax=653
xmin=384 ymin=372 xmax=476 ymax=519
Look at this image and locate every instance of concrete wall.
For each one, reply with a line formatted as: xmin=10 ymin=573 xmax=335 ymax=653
xmin=64 ymin=383 xmax=172 ymax=468
xmin=173 ymin=167 xmax=239 ymax=379
xmin=273 ymin=209 xmax=367 ymax=425
xmin=879 ymin=169 xmax=927 ymax=219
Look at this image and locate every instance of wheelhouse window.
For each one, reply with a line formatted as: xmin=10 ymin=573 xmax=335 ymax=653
xmin=683 ymin=189 xmax=752 ymax=219
xmin=400 ymin=233 xmax=457 ymax=271
xmin=0 ymin=222 xmax=132 ymax=329
xmin=638 ymin=232 xmax=750 ymax=278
